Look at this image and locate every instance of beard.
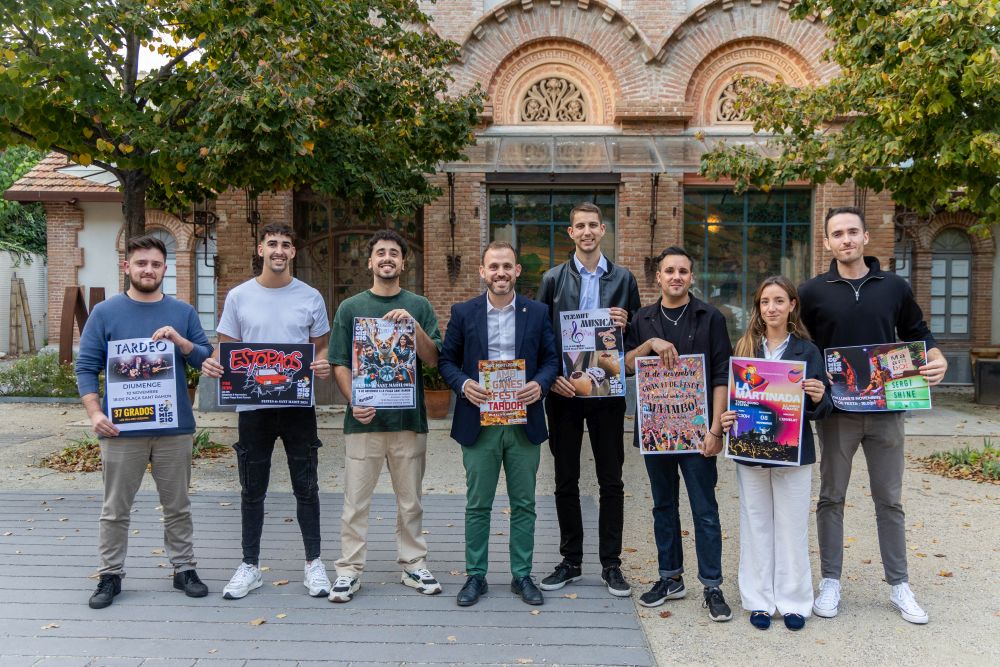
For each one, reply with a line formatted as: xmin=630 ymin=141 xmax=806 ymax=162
xmin=130 ymin=275 xmax=163 ymax=293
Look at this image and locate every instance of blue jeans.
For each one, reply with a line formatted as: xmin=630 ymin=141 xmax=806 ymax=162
xmin=643 ymin=453 xmax=723 ymax=587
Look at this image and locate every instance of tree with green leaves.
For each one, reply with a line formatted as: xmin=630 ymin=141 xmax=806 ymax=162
xmin=701 ymin=0 xmax=999 ymax=231
xmin=0 ymin=145 xmax=46 ymax=261
xmin=0 ymin=0 xmax=482 ymax=242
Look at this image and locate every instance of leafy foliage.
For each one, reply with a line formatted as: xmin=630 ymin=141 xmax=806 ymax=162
xmin=421 ymin=364 xmax=449 ymax=390
xmin=0 ymin=145 xmax=46 ymax=260
xmin=920 ymin=438 xmax=1000 ymax=483
xmin=701 ymin=0 xmax=1000 ymax=230
xmin=0 ymin=352 xmax=80 ymax=397
xmin=0 ymin=1 xmax=482 ymax=239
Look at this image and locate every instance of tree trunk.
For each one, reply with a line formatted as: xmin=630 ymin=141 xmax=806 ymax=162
xmin=120 ymin=170 xmax=148 ymax=246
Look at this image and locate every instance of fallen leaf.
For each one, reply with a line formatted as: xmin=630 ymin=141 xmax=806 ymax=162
xmin=219 ymin=502 xmax=232 ymax=507
xmin=447 ymin=635 xmax=457 ymax=642
xmin=501 ymin=507 xmax=511 ymax=514
xmin=529 ymin=609 xmax=540 ymax=615
xmin=816 ymin=639 xmax=826 ymax=645
xmin=861 ymin=559 xmax=872 ymax=565
xmin=132 ymin=530 xmax=140 ymax=535
xmin=58 ymin=518 xmax=68 ymax=522
xmin=249 ymin=618 xmax=266 ymax=626
xmin=421 ymin=530 xmax=431 ymax=535
xmin=681 ymin=530 xmax=689 ymax=537
xmin=938 ymin=571 xmax=953 ymax=578
xmin=659 ymin=611 xmax=672 ymax=618
xmin=208 ymin=649 xmax=218 ymax=654
xmin=623 ymin=547 xmax=638 ymax=553
xmin=276 ymin=613 xmax=287 ymax=619
xmin=151 ymin=549 xmax=164 ymax=555
xmin=494 ymin=531 xmax=506 ymax=535
xmin=447 ymin=523 xmax=454 ymax=528
xmin=41 ymin=623 xmax=59 ymax=630
xmin=2 ymin=532 xmax=11 ymax=536
xmin=272 ymin=579 xmax=290 ymax=586
xmin=915 ymin=553 xmax=927 ymax=558
xmin=283 ymin=518 xmax=293 ymax=523
xmin=260 ymin=566 xmax=271 ymax=572
xmin=449 ymin=570 xmax=461 ymax=576
xmin=934 ymin=554 xmax=947 ymax=558
xmin=564 ymin=593 xmax=578 ymax=599
xmin=516 ymin=659 xmax=533 ymax=665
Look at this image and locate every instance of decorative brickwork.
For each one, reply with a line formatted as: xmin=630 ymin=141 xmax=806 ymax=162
xmin=43 ymin=202 xmax=85 ymax=346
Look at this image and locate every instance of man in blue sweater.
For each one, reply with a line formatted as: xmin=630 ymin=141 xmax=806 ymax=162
xmin=75 ymin=234 xmax=214 ymax=609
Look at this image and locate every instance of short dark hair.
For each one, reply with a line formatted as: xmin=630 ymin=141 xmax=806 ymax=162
xmin=824 ymin=206 xmax=866 ymax=235
xmin=569 ymin=201 xmax=602 ymax=226
xmin=481 ymin=240 xmax=518 ymax=263
xmin=654 ymin=245 xmax=694 ymax=271
xmin=259 ymin=222 xmax=296 ymax=243
xmin=367 ymin=229 xmax=408 ymax=259
xmin=126 ymin=234 xmax=167 ymax=260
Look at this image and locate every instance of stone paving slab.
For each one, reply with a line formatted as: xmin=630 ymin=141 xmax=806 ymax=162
xmin=0 ymin=492 xmax=654 ymax=667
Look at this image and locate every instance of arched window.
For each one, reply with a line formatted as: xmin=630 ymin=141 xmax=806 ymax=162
xmin=930 ymin=229 xmax=972 ymax=338
xmin=195 ymin=236 xmax=217 ymax=333
xmin=146 ymin=228 xmax=177 ymax=298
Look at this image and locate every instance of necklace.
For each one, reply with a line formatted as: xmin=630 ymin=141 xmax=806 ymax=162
xmin=659 ymin=301 xmax=689 ymax=326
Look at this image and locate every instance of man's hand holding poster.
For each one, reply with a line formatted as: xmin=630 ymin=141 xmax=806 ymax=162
xmin=219 ymin=343 xmax=315 ymax=406
xmin=825 ymin=342 xmax=931 ymax=412
xmin=479 ymin=359 xmax=527 ymax=426
xmin=559 ymin=308 xmax=626 ymax=398
xmin=725 ymin=358 xmax=806 ymax=466
xmin=351 ymin=317 xmax=417 ymax=409
xmin=106 ymin=338 xmax=178 ymax=431
xmin=635 ymin=354 xmax=709 ymax=454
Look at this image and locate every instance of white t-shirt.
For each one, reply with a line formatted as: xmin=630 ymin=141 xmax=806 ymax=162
xmin=217 ymin=278 xmax=330 ymax=410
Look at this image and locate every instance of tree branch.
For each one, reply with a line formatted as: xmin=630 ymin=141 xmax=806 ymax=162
xmin=91 ymin=34 xmax=125 ymax=82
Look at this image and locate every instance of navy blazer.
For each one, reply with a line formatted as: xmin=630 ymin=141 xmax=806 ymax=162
xmin=737 ymin=334 xmax=833 ymax=467
xmin=439 ymin=293 xmax=559 ymax=447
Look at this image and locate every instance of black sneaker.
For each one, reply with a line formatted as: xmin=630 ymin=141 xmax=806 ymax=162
xmin=539 ymin=561 xmax=582 ymax=591
xmin=704 ymin=586 xmax=732 ymax=622
xmin=173 ymin=570 xmax=209 ymax=598
xmin=601 ymin=565 xmax=632 ymax=597
xmin=89 ymin=574 xmax=121 ymax=609
xmin=638 ymin=577 xmax=686 ymax=607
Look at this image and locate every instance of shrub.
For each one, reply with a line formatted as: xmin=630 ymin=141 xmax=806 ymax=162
xmin=921 ymin=438 xmax=999 ymax=483
xmin=0 ymin=352 xmax=80 ymax=397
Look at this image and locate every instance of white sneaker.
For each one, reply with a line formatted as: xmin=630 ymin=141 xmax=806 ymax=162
xmin=402 ymin=567 xmax=443 ymax=595
xmin=304 ymin=558 xmax=331 ymax=597
xmin=328 ymin=574 xmax=360 ymax=603
xmin=890 ymin=582 xmax=929 ymax=624
xmin=813 ymin=578 xmax=841 ymax=618
xmin=222 ymin=562 xmax=263 ymax=600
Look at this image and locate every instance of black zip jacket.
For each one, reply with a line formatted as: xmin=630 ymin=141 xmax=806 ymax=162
xmin=798 ymin=256 xmax=936 ymax=354
xmin=536 ymin=254 xmax=642 ymax=360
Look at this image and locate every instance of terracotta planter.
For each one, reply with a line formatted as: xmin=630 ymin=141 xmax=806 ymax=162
xmin=187 ymin=386 xmax=198 ymax=404
xmin=424 ymin=389 xmax=452 ymax=419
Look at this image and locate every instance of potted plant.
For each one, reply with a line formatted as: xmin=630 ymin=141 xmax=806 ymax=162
xmin=185 ymin=365 xmax=201 ymax=404
xmin=421 ymin=364 xmax=452 ymax=420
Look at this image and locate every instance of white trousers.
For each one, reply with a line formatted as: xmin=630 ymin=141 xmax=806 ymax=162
xmin=737 ymin=463 xmax=814 ymax=616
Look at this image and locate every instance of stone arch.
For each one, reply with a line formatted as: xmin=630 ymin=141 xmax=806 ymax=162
xmin=114 ymin=211 xmax=192 ymax=253
xmin=909 ymin=211 xmax=993 ymax=256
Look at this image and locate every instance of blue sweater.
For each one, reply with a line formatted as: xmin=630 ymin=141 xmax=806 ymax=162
xmin=75 ymin=293 xmax=213 ymax=437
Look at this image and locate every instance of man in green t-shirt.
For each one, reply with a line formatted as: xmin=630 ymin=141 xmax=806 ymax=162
xmin=328 ymin=230 xmax=443 ymax=603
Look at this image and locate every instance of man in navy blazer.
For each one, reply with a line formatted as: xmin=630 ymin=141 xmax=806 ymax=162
xmin=439 ymin=241 xmax=559 ymax=607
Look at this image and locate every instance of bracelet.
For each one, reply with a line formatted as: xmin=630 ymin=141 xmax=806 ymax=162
xmin=709 ymin=429 xmax=722 ymax=438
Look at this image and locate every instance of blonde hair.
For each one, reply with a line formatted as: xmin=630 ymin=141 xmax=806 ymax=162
xmin=733 ymin=275 xmax=811 ymax=357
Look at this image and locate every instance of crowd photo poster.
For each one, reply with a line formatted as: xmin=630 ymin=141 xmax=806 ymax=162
xmin=105 ymin=338 xmax=178 ymax=431
xmin=351 ymin=317 xmax=417 ymax=409
xmin=825 ymin=341 xmax=931 ymax=411
xmin=478 ymin=359 xmax=527 ymax=426
xmin=559 ymin=308 xmax=626 ymax=398
xmin=725 ymin=357 xmax=806 ymax=466
xmin=635 ymin=354 xmax=709 ymax=454
xmin=219 ymin=343 xmax=315 ymax=407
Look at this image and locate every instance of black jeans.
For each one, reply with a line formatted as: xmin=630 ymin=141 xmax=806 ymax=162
xmin=235 ymin=407 xmax=322 ymax=565
xmin=545 ymin=394 xmax=626 ymax=568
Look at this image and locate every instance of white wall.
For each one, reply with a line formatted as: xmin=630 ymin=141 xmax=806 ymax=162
xmin=77 ymin=202 xmax=124 ymax=307
xmin=0 ymin=251 xmax=47 ymax=353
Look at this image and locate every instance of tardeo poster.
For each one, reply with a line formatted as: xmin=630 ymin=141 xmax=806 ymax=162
xmin=351 ymin=317 xmax=417 ymax=409
xmin=219 ymin=343 xmax=315 ymax=407
xmin=478 ymin=359 xmax=527 ymax=426
xmin=559 ymin=308 xmax=626 ymax=398
xmin=825 ymin=342 xmax=931 ymax=411
xmin=635 ymin=354 xmax=709 ymax=454
xmin=105 ymin=338 xmax=178 ymax=432
xmin=725 ymin=357 xmax=806 ymax=466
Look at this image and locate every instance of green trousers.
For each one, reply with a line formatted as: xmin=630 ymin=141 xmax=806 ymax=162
xmin=462 ymin=426 xmax=540 ymax=578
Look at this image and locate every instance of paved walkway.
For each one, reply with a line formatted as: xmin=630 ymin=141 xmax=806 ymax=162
xmin=0 ymin=492 xmax=653 ymax=667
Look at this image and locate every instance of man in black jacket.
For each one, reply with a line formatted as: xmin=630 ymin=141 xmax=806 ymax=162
xmin=535 ymin=202 xmax=641 ymax=598
xmin=623 ymin=246 xmax=733 ymax=622
xmin=799 ymin=206 xmax=947 ymax=625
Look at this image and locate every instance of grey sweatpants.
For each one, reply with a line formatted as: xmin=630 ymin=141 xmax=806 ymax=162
xmin=816 ymin=412 xmax=908 ymax=585
xmin=98 ymin=434 xmax=196 ymax=577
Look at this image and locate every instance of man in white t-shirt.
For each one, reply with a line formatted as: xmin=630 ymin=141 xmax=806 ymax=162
xmin=202 ymin=223 xmax=333 ymax=600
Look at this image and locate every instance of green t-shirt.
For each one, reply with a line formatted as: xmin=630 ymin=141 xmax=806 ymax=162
xmin=329 ymin=289 xmax=442 ymax=434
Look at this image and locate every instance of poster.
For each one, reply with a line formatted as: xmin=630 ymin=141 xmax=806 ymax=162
xmin=105 ymin=338 xmax=178 ymax=432
xmin=725 ymin=357 xmax=806 ymax=466
xmin=825 ymin=342 xmax=931 ymax=411
xmin=635 ymin=354 xmax=709 ymax=454
xmin=219 ymin=343 xmax=315 ymax=406
xmin=478 ymin=359 xmax=527 ymax=426
xmin=351 ymin=317 xmax=417 ymax=409
xmin=559 ymin=309 xmax=626 ymax=398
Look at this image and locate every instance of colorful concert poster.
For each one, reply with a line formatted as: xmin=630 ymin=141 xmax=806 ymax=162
xmin=351 ymin=317 xmax=417 ymax=409
xmin=825 ymin=341 xmax=931 ymax=411
xmin=478 ymin=359 xmax=527 ymax=426
xmin=219 ymin=343 xmax=315 ymax=406
xmin=559 ymin=308 xmax=625 ymax=398
xmin=725 ymin=357 xmax=806 ymax=466
xmin=105 ymin=338 xmax=178 ymax=431
xmin=635 ymin=354 xmax=709 ymax=455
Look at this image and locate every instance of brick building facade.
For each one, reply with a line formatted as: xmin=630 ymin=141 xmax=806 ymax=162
xmin=6 ymin=0 xmax=996 ymax=388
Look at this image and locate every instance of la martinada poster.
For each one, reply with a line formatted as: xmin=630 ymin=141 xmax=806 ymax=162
xmin=825 ymin=342 xmax=931 ymax=411
xmin=559 ymin=308 xmax=625 ymax=398
xmin=479 ymin=359 xmax=527 ymax=426
xmin=635 ymin=354 xmax=709 ymax=454
xmin=219 ymin=343 xmax=315 ymax=406
xmin=351 ymin=317 xmax=417 ymax=409
xmin=725 ymin=358 xmax=806 ymax=466
xmin=105 ymin=338 xmax=178 ymax=431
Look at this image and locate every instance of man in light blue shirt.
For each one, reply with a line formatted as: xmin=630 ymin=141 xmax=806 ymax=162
xmin=575 ymin=253 xmax=608 ymax=312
